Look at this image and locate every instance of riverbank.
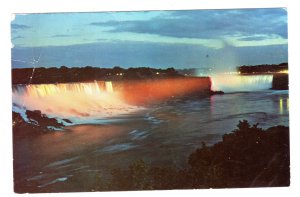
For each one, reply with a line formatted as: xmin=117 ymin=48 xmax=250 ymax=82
xmin=272 ymin=73 xmax=289 ymax=90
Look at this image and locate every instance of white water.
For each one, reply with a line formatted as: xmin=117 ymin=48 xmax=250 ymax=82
xmin=12 ymin=75 xmax=274 ymax=124
xmin=12 ymin=81 xmax=141 ymax=124
xmin=211 ymin=74 xmax=273 ymax=92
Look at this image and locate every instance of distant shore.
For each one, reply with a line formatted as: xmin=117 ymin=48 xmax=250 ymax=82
xmin=12 ymin=66 xmax=183 ymax=85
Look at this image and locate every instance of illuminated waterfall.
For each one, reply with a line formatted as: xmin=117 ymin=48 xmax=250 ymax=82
xmin=12 ymin=81 xmax=139 ymax=121
xmin=105 ymin=81 xmax=114 ymax=93
xmin=14 ymin=81 xmax=110 ymax=98
xmin=211 ymin=74 xmax=273 ymax=92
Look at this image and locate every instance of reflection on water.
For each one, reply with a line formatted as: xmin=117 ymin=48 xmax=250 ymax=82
xmin=279 ymin=97 xmax=289 ymax=114
xmin=279 ymin=98 xmax=283 ymax=114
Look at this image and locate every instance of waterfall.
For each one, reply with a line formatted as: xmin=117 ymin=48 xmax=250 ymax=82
xmin=105 ymin=81 xmax=114 ymax=93
xmin=13 ymin=81 xmax=111 ymax=98
xmin=211 ymin=74 xmax=273 ymax=93
xmin=12 ymin=81 xmax=139 ymax=122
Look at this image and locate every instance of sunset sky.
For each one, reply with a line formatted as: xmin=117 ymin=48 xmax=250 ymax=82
xmin=11 ymin=8 xmax=288 ymax=70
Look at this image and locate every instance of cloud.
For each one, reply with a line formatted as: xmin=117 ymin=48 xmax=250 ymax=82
xmin=238 ymin=36 xmax=269 ymax=41
xmin=51 ymin=34 xmax=73 ymax=38
xmin=12 ymin=35 xmax=24 ymax=40
xmin=11 ymin=41 xmax=287 ymax=69
xmin=11 ymin=24 xmax=31 ymax=30
xmin=89 ymin=9 xmax=287 ymax=40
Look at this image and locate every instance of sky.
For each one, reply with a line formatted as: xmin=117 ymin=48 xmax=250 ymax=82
xmin=11 ymin=8 xmax=288 ymax=70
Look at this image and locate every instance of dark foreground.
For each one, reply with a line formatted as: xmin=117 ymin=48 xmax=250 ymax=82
xmin=14 ymin=117 xmax=289 ymax=192
xmin=97 ymin=120 xmax=290 ymax=190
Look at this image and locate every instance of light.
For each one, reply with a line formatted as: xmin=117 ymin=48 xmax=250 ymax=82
xmin=279 ymin=70 xmax=288 ymax=74
xmin=279 ymin=97 xmax=283 ymax=114
xmin=12 ymin=81 xmax=138 ymax=119
xmin=105 ymin=81 xmax=114 ymax=93
xmin=156 ymin=72 xmax=160 ymax=75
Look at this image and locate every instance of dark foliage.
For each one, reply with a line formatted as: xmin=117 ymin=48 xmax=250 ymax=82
xmin=188 ymin=120 xmax=289 ymax=188
xmin=12 ymin=66 xmax=182 ymax=84
xmin=238 ymin=62 xmax=288 ymax=74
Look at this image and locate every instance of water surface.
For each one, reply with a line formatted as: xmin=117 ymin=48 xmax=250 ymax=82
xmin=13 ymin=89 xmax=289 ymax=192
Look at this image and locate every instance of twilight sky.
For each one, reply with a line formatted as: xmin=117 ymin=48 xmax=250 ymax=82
xmin=11 ymin=8 xmax=288 ymax=70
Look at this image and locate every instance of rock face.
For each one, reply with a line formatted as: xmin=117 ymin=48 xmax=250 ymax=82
xmin=210 ymin=90 xmax=224 ymax=95
xmin=13 ymin=110 xmax=71 ymax=138
xmin=25 ymin=110 xmax=65 ymax=128
xmin=272 ymin=74 xmax=288 ymax=90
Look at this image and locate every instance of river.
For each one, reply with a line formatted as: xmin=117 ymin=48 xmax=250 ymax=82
xmin=12 ymin=76 xmax=289 ymax=192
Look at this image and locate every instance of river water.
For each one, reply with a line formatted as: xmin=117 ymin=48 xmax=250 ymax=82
xmin=13 ymin=76 xmax=289 ymax=192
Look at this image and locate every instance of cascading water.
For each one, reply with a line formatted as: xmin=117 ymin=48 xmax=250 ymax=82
xmin=211 ymin=74 xmax=273 ymax=92
xmin=12 ymin=81 xmax=140 ymax=124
